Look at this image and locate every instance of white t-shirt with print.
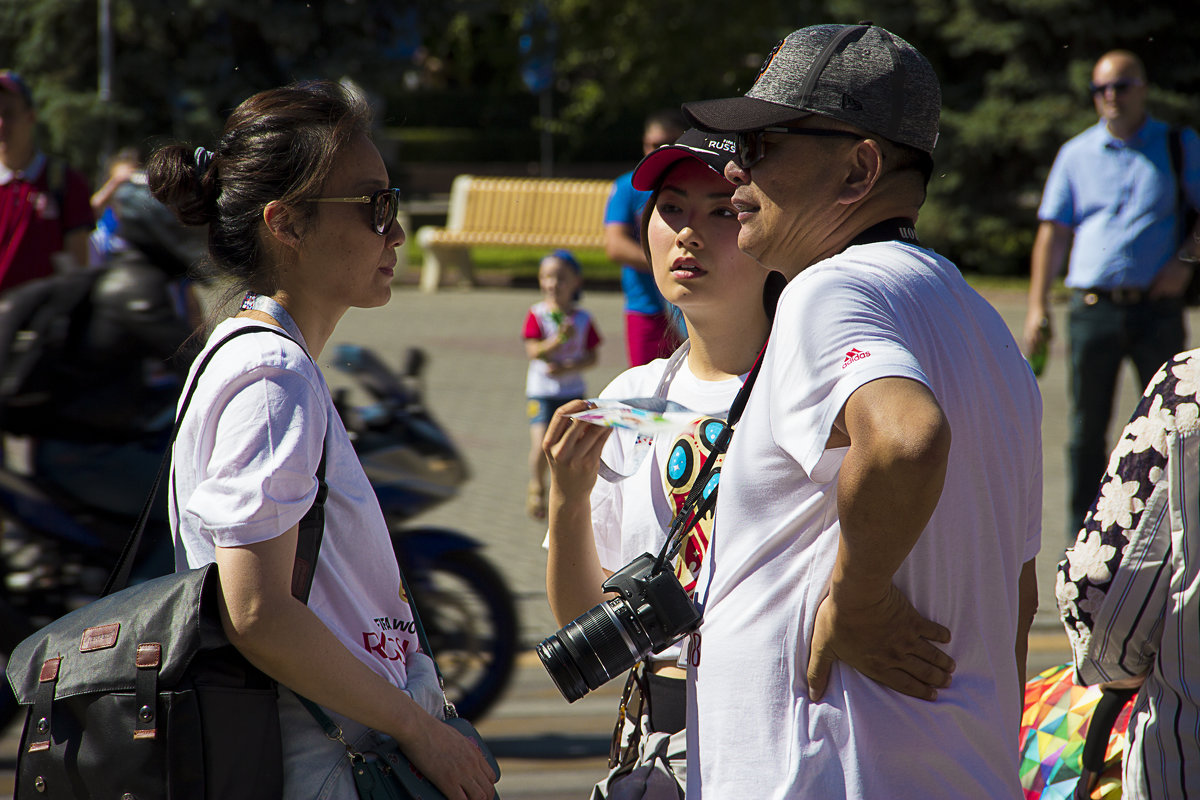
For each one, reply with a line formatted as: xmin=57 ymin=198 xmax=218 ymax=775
xmin=171 ymin=317 xmax=426 ymax=694
xmin=687 ymin=241 xmax=1042 ymax=799
xmin=589 ymin=351 xmax=744 ymax=665
xmin=524 ymin=301 xmax=599 ymax=399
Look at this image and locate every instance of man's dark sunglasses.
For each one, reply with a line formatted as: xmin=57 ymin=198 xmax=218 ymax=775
xmin=1089 ymin=79 xmax=1143 ymax=97
xmin=309 ymin=188 xmax=402 ymax=235
xmin=735 ymin=127 xmax=863 ymax=169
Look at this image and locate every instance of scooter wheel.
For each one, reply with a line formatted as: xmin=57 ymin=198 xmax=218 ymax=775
xmin=396 ymin=547 xmax=519 ymax=722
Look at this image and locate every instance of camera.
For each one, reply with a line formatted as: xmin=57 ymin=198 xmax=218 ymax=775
xmin=537 ymin=552 xmax=701 ymax=702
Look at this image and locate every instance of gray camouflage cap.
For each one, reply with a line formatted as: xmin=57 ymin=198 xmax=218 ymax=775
xmin=683 ymin=23 xmax=941 ymax=155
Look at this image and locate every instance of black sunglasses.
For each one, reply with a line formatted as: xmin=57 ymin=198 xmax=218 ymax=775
xmin=1089 ymin=79 xmax=1144 ymax=97
xmin=735 ymin=127 xmax=863 ymax=169
xmin=309 ymin=188 xmax=402 ymax=235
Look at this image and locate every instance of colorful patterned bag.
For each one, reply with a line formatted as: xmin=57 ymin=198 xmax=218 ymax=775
xmin=1018 ymin=663 xmax=1135 ymax=800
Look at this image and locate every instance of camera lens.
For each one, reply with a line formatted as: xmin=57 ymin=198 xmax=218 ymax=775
xmin=537 ymin=597 xmax=652 ymax=702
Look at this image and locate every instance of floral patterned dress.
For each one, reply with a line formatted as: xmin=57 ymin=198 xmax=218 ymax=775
xmin=1056 ymin=348 xmax=1200 ymax=800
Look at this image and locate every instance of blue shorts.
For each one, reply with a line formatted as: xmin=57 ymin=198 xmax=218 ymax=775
xmin=527 ymin=395 xmax=581 ymax=426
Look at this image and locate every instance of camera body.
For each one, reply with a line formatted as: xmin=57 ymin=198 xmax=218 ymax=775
xmin=537 ymin=552 xmax=702 ymax=702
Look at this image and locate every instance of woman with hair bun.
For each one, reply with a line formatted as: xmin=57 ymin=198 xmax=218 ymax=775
xmin=148 ymin=80 xmax=497 ymax=800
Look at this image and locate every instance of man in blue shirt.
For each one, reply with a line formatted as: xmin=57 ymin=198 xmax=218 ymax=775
xmin=1024 ymin=50 xmax=1200 ymax=537
xmin=604 ymin=110 xmax=685 ymax=366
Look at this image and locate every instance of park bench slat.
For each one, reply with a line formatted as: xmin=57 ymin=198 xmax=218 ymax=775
xmin=415 ymin=175 xmax=613 ymax=292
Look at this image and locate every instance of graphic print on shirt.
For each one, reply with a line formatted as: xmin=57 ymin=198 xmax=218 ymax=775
xmin=362 ymin=610 xmax=418 ymax=665
xmin=662 ymin=415 xmax=727 ymax=594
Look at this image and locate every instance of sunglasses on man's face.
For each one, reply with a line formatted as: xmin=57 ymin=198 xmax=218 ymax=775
xmin=735 ymin=127 xmax=863 ymax=169
xmin=309 ymin=188 xmax=402 ymax=235
xmin=1089 ymin=78 xmax=1144 ymax=97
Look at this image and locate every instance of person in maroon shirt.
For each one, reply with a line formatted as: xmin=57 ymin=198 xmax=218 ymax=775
xmin=0 ymin=70 xmax=93 ymax=292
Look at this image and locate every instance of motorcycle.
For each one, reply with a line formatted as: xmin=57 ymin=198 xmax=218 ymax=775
xmin=0 ymin=342 xmax=518 ymax=726
xmin=330 ymin=343 xmax=519 ymax=721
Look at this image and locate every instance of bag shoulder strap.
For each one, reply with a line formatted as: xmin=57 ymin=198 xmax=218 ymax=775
xmin=103 ymin=324 xmax=328 ymax=598
xmin=297 ymin=565 xmax=454 ymax=740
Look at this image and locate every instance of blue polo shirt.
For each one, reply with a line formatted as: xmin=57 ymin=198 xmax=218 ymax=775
xmin=604 ymin=170 xmax=666 ymax=316
xmin=1038 ymin=117 xmax=1200 ymax=290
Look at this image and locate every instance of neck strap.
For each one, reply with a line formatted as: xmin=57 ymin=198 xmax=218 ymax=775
xmin=654 ymin=340 xmax=767 ymax=572
xmin=846 ymin=217 xmax=921 ymax=249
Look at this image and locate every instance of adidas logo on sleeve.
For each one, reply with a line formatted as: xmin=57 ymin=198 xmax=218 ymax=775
xmin=842 ymin=347 xmax=871 ymax=369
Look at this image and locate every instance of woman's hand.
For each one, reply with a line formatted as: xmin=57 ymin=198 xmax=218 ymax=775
xmin=215 ymin=531 xmax=495 ymax=798
xmin=543 ymin=399 xmax=615 ymax=625
xmin=400 ymin=712 xmax=497 ymax=800
xmin=542 ymin=399 xmax=611 ymax=501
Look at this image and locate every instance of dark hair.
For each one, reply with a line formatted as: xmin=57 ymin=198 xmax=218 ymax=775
xmin=881 ymin=138 xmax=934 ymax=197
xmin=637 ymin=159 xmax=690 ymax=268
xmin=645 ymin=108 xmax=687 ymax=136
xmin=146 ymin=80 xmax=372 ymax=293
xmin=637 ymin=159 xmax=694 ymax=351
xmin=545 ymin=248 xmax=581 ymax=276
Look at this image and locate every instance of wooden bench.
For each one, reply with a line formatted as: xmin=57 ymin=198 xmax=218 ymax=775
xmin=414 ymin=175 xmax=613 ymax=292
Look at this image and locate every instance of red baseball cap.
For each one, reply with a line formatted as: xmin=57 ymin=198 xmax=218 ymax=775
xmin=631 ymin=128 xmax=739 ymax=191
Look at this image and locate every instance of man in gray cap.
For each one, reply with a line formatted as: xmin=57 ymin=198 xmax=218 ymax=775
xmin=679 ymin=24 xmax=1040 ymax=797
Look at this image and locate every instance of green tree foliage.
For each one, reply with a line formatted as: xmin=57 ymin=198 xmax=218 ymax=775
xmin=529 ymin=0 xmax=814 ymax=153
xmin=817 ymin=0 xmax=1196 ymax=272
xmin=2 ymin=0 xmax=1195 ymax=274
xmin=0 ymin=0 xmax=480 ymax=169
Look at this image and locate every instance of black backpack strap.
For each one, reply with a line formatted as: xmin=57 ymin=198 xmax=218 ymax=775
xmin=103 ymin=325 xmax=328 ymax=598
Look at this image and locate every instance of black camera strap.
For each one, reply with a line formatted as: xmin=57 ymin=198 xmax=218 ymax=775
xmin=654 ymin=342 xmax=765 ymax=572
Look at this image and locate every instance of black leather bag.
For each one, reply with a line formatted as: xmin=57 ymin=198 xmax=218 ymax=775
xmin=7 ymin=565 xmax=284 ymax=799
xmin=5 ymin=325 xmax=325 ymax=800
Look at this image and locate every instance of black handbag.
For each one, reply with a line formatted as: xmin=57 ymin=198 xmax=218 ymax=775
xmin=5 ymin=325 xmax=328 ymax=800
xmin=298 ymin=567 xmax=501 ymax=800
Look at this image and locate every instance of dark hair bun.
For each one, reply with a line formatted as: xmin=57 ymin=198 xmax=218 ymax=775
xmin=145 ymin=144 xmax=216 ymax=227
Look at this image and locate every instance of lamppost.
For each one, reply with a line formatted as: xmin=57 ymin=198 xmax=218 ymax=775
xmin=98 ymin=0 xmax=115 ymax=163
xmin=519 ymin=4 xmax=555 ymax=177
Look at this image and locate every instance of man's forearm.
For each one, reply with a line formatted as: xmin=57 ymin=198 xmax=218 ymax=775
xmin=604 ymin=224 xmax=650 ymax=271
xmin=1029 ymin=222 xmax=1071 ymax=312
xmin=833 ymin=378 xmax=951 ymax=595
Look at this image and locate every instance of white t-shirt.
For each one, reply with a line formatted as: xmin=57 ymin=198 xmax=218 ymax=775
xmin=524 ymin=301 xmax=599 ymax=399
xmin=587 ymin=350 xmax=744 ymax=664
xmin=687 ymin=241 xmax=1042 ymax=799
xmin=171 ymin=315 xmax=425 ymax=694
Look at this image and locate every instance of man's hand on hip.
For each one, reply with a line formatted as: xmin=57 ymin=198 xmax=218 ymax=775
xmin=806 ymin=581 xmax=954 ymax=702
